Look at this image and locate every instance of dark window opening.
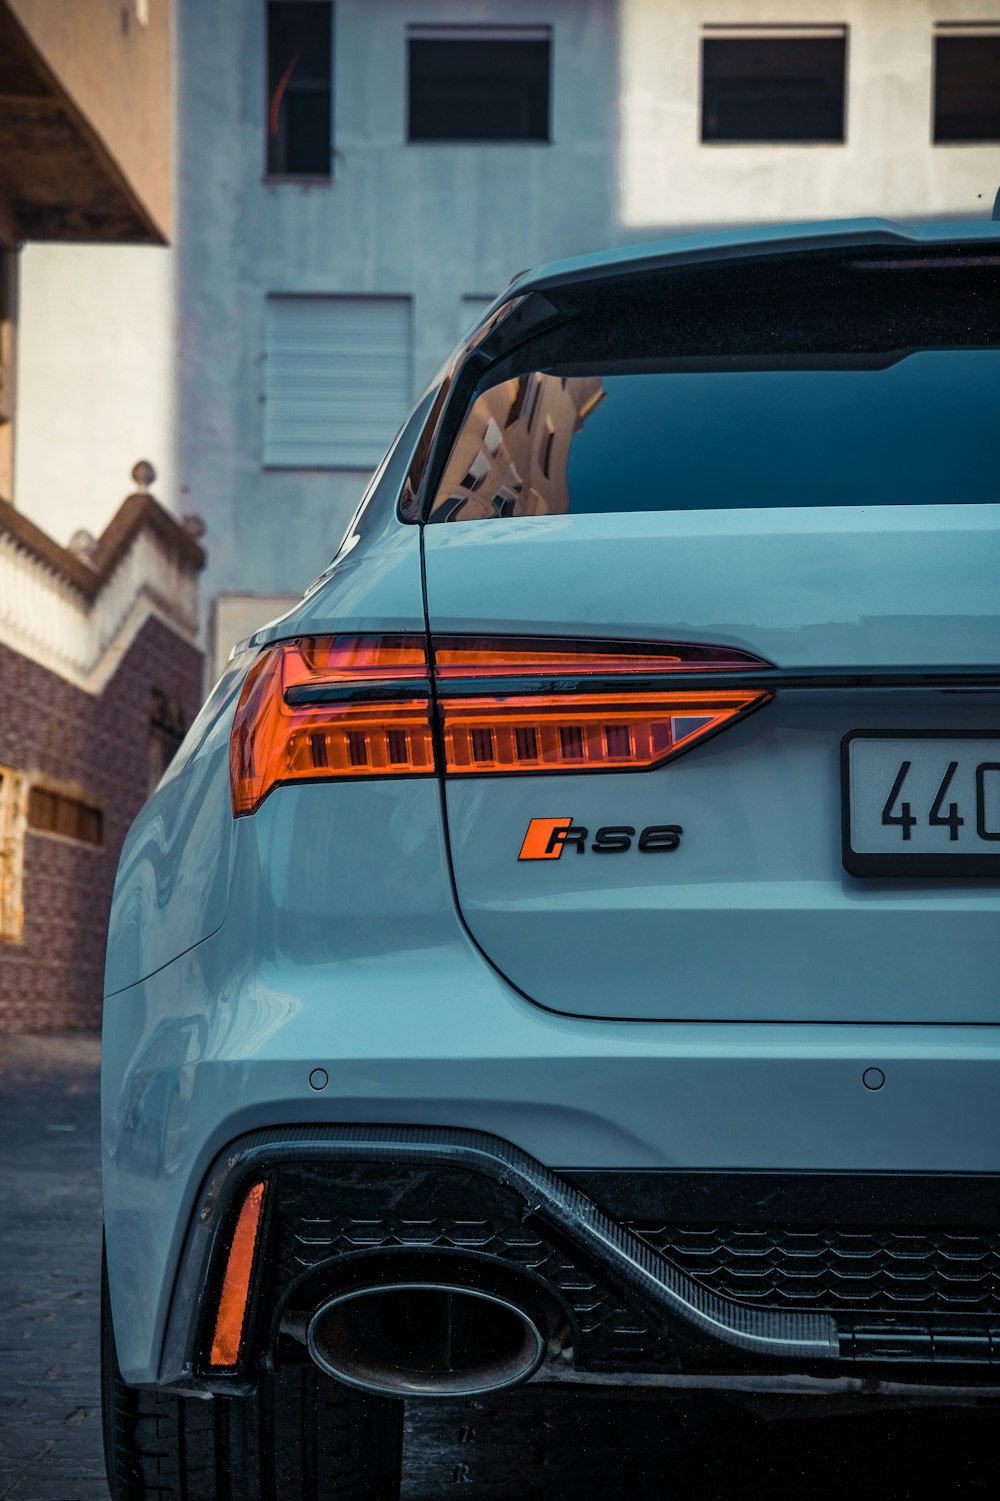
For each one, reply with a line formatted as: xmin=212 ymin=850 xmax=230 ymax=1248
xmin=267 ymin=1 xmax=333 ymax=176
xmin=540 ymin=424 xmax=555 ymax=479
xmin=408 ymin=30 xmax=551 ymax=143
xmin=934 ymin=33 xmax=1000 ymax=143
xmin=505 ymin=378 xmax=526 ymax=428
xmin=524 ymin=376 xmax=542 ymax=431
xmin=28 ymin=786 xmax=103 ymax=847
xmin=148 ymin=689 xmax=188 ymax=796
xmin=702 ymin=32 xmax=847 ymax=143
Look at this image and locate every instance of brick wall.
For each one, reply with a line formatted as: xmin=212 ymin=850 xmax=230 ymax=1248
xmin=0 ymin=618 xmax=203 ymax=1031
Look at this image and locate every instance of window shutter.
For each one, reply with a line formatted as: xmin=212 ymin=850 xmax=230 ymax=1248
xmin=264 ymin=296 xmax=412 ymax=468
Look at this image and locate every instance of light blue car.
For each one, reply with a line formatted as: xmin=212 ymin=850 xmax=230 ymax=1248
xmin=101 ymin=219 xmax=1000 ymax=1501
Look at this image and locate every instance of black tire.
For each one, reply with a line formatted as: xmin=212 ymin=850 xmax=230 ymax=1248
xmin=101 ymin=1247 xmax=403 ymax=1501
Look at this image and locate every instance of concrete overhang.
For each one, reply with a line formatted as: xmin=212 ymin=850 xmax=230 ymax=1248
xmin=0 ymin=2 xmax=168 ymax=245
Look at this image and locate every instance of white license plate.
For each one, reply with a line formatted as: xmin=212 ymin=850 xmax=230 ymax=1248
xmin=842 ymin=733 xmax=1000 ymax=877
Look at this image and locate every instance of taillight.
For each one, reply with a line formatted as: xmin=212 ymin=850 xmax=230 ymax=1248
xmin=230 ymin=636 xmax=435 ymax=814
xmin=230 ymin=634 xmax=771 ymax=813
xmin=435 ymin=637 xmax=770 ymax=775
xmin=440 ymin=690 xmax=764 ymax=773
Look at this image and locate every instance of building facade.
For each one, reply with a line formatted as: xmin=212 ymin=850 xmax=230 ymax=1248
xmin=10 ymin=3 xmax=998 ymax=663
xmin=179 ymin=0 xmax=622 ymax=642
xmin=620 ymin=0 xmax=1000 ymax=229
xmin=0 ymin=0 xmax=172 ymax=520
xmin=0 ymin=1 xmax=207 ymax=1031
xmin=177 ymin=0 xmax=999 ymax=667
xmin=0 ymin=477 xmax=204 ymax=1030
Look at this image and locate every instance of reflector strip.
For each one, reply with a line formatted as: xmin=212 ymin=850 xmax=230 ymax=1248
xmin=209 ymin=1181 xmax=267 ymax=1369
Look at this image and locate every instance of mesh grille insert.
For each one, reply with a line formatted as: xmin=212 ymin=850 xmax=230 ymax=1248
xmin=628 ymin=1223 xmax=1000 ymax=1314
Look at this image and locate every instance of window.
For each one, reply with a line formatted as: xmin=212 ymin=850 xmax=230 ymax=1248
xmin=505 ymin=378 xmax=526 ymax=429
xmin=408 ymin=26 xmax=551 ymax=142
xmin=428 ymin=251 xmax=1000 ymax=520
xmin=263 ymin=295 xmax=412 ymax=468
xmin=934 ymin=25 xmax=1000 ymax=143
xmin=267 ymin=1 xmax=333 ymax=177
xmin=540 ymin=419 xmax=556 ymax=479
xmin=27 ymin=784 xmax=103 ymax=846
xmin=0 ymin=767 xmax=27 ymax=942
xmin=701 ymin=27 xmax=847 ymax=143
xmin=148 ymin=689 xmax=188 ymax=796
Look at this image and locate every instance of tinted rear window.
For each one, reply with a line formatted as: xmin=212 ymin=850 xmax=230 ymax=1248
xmin=428 ymin=249 xmax=1000 ymax=520
xmin=430 ymin=353 xmax=999 ymax=520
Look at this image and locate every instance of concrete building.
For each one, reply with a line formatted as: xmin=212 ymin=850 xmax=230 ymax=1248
xmin=620 ymin=1 xmax=1000 ymax=230
xmin=0 ymin=0 xmax=173 ymax=520
xmin=12 ymin=2 xmax=997 ymax=672
xmin=177 ymin=0 xmax=999 ymax=675
xmin=0 ymin=1 xmax=206 ymax=1030
xmin=180 ymin=0 xmax=623 ymax=674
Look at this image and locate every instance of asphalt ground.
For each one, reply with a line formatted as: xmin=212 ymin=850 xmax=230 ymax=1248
xmin=0 ymin=1033 xmax=995 ymax=1500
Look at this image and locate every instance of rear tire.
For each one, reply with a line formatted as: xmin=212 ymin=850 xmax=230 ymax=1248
xmin=101 ymin=1247 xmax=403 ymax=1500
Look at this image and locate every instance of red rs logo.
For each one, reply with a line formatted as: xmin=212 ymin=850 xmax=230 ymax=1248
xmin=519 ymin=820 xmax=684 ymax=859
xmin=518 ymin=818 xmax=581 ymax=860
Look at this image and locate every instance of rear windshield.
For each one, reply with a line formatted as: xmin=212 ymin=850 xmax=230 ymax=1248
xmin=429 ymin=351 xmax=999 ymax=520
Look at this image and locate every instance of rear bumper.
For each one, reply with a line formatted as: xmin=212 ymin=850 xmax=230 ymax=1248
xmin=101 ymin=906 xmax=1000 ymax=1386
xmin=158 ymin=1125 xmax=1000 ymax=1397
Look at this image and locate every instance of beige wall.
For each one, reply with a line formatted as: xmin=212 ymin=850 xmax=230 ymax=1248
xmin=14 ymin=243 xmax=174 ymax=538
xmin=0 ymin=246 xmax=16 ymax=504
xmin=209 ymin=595 xmax=303 ymax=686
xmin=8 ymin=0 xmax=171 ymax=240
xmin=620 ymin=0 xmax=1000 ymax=228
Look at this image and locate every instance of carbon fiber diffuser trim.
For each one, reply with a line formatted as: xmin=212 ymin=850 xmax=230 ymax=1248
xmin=160 ymin=1125 xmax=838 ymax=1384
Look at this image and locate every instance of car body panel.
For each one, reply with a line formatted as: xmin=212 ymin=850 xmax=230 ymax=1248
xmin=102 ymin=782 xmax=1000 ymax=1383
xmin=422 ymin=507 xmax=1000 ymax=668
xmin=103 ymin=657 xmax=246 ymax=997
xmin=423 ymin=508 xmax=1000 ymax=1021
xmin=102 ymin=219 xmax=1000 ymax=1395
xmin=103 ymin=430 xmax=428 ymax=997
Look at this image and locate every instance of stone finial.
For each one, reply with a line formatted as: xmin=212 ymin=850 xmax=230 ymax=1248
xmin=68 ymin=529 xmax=100 ymax=566
xmin=131 ymin=460 xmax=157 ymax=491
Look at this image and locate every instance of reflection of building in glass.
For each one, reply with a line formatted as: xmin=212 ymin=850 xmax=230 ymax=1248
xmin=432 ymin=375 xmax=605 ymax=520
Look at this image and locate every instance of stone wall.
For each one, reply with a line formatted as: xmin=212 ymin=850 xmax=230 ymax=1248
xmin=0 ymin=617 xmax=202 ymax=1030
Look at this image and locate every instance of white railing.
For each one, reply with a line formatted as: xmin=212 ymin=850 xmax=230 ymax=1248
xmin=0 ymin=521 xmax=199 ymax=694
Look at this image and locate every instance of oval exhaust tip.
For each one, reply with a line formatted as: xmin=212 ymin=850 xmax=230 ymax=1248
xmin=307 ymin=1281 xmax=546 ymax=1398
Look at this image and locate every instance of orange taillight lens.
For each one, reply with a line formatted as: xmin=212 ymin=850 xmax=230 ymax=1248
xmin=440 ymin=690 xmax=766 ymax=774
xmin=230 ymin=635 xmax=435 ymax=814
xmin=435 ymin=636 xmax=771 ymax=775
xmin=433 ymin=639 xmax=757 ymax=677
xmin=230 ymin=633 xmax=772 ymax=812
xmin=209 ymin=1180 xmax=267 ymax=1370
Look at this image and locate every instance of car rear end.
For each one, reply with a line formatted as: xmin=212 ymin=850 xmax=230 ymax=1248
xmin=102 ymin=219 xmax=1000 ymax=1499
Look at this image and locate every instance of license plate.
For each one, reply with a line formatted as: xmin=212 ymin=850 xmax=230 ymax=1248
xmin=842 ymin=732 xmax=1000 ymax=877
